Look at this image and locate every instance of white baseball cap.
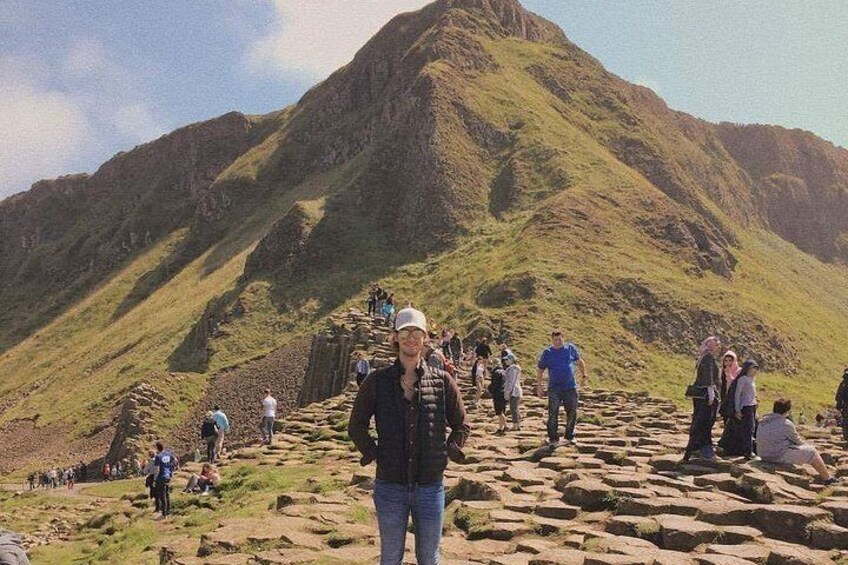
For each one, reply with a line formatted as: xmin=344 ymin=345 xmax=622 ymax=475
xmin=394 ymin=307 xmax=427 ymax=332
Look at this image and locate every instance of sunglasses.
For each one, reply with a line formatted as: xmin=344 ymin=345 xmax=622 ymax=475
xmin=397 ymin=328 xmax=425 ymax=340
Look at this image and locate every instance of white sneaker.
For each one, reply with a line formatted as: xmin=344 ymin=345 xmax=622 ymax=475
xmin=200 ymin=491 xmax=209 ymax=497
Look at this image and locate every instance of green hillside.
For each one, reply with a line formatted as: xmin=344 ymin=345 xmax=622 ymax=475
xmin=1 ymin=0 xmax=847 ymax=474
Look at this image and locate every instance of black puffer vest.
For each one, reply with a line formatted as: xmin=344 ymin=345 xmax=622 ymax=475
xmin=375 ymin=361 xmax=447 ymax=485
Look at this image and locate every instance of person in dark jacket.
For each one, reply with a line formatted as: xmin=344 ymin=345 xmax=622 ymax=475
xmin=449 ymin=332 xmax=463 ymax=365
xmin=683 ymin=336 xmax=722 ymax=461
xmin=489 ymin=358 xmax=507 ymax=434
xmin=348 ymin=307 xmax=470 ymax=565
xmin=200 ymin=412 xmax=218 ymax=463
xmin=475 ymin=337 xmax=492 ymax=359
xmin=836 ymin=368 xmax=848 ymax=443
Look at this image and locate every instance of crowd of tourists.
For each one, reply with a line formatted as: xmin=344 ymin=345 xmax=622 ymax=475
xmin=684 ymin=336 xmax=842 ymax=486
xmin=26 ymin=463 xmax=87 ymax=490
xmin=347 ymin=303 xmax=848 ymax=564
xmin=367 ymin=284 xmax=397 ymax=326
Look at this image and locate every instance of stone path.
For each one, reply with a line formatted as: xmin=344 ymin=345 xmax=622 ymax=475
xmin=157 ymin=311 xmax=848 ymax=564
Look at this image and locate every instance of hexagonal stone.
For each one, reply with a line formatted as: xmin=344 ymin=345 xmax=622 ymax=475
xmin=820 ymin=500 xmax=848 ymax=528
xmin=534 ymin=500 xmax=580 ymax=520
xmin=615 ymin=497 xmax=701 ymax=518
xmin=705 ymin=543 xmax=769 ymax=564
xmin=654 ymin=514 xmax=723 ymax=551
xmin=561 ymin=479 xmax=614 ymax=511
xmin=808 ymin=520 xmax=848 ymax=549
xmin=751 ymin=504 xmax=831 ymax=543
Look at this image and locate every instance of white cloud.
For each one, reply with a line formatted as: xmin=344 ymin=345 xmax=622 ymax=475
xmin=246 ymin=0 xmax=431 ymax=79
xmin=0 ymin=40 xmax=168 ymax=198
xmin=0 ymin=58 xmax=92 ymax=195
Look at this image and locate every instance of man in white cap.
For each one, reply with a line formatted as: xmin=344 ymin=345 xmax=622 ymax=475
xmin=349 ymin=307 xmax=470 ymax=565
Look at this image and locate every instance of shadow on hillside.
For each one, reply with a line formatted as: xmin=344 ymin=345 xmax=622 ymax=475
xmin=167 ymin=186 xmax=423 ymax=374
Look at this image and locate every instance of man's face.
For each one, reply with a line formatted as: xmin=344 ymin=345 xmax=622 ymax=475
xmin=395 ymin=327 xmax=427 ymax=357
xmin=551 ymin=332 xmax=564 ymax=348
xmin=709 ymin=340 xmax=721 ymax=356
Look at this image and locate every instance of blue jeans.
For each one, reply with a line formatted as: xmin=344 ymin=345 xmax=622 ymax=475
xmin=373 ymin=479 xmax=444 ymax=565
xmin=261 ymin=417 xmax=275 ymax=443
xmin=547 ymin=388 xmax=579 ymax=442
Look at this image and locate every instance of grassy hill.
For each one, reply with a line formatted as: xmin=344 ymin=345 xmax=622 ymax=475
xmin=1 ymin=0 xmax=847 ymax=474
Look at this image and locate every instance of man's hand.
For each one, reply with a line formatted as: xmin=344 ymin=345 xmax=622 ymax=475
xmin=580 ymin=374 xmax=588 ymax=388
xmin=536 ymin=385 xmax=544 ymax=398
xmin=735 ymin=411 xmax=742 ymax=420
xmin=448 ymin=444 xmax=466 ymax=464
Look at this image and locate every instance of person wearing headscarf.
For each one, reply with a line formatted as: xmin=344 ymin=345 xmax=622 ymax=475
xmin=683 ymin=336 xmax=722 ymax=461
xmin=717 ymin=350 xmax=741 ymax=447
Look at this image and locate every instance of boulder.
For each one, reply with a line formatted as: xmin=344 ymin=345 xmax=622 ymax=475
xmin=561 ymin=479 xmax=615 ymax=511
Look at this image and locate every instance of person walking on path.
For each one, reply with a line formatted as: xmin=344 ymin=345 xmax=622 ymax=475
xmin=449 ymin=332 xmax=463 ymax=366
xmin=683 ymin=336 xmax=722 ymax=461
xmin=733 ymin=359 xmax=760 ymax=459
xmin=201 ymin=412 xmax=219 ymax=464
xmin=261 ymin=389 xmax=278 ymax=445
xmin=475 ymin=337 xmax=492 ymax=360
xmin=489 ymin=358 xmax=507 ymax=434
xmin=143 ymin=450 xmax=158 ymax=511
xmin=212 ymin=405 xmax=230 ymax=461
xmin=348 ymin=307 xmax=470 ymax=565
xmin=717 ymin=350 xmax=741 ymax=447
xmin=836 ymin=368 xmax=848 ymax=443
xmin=757 ymin=398 xmax=839 ymax=485
xmin=503 ymin=353 xmax=522 ymax=431
xmin=355 ymin=353 xmax=372 ymax=386
xmin=152 ymin=441 xmax=178 ymax=518
xmin=471 ymin=356 xmax=486 ymax=408
xmin=536 ymin=329 xmax=588 ymax=447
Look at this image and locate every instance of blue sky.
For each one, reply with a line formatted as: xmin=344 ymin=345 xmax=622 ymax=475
xmin=1 ymin=1 xmax=846 ymax=199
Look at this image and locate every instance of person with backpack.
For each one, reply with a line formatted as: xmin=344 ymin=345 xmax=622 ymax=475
xmin=348 ymin=307 xmax=470 ymax=565
xmin=683 ymin=336 xmax=722 ymax=461
xmin=201 ymin=412 xmax=219 ymax=463
xmin=537 ymin=329 xmax=588 ymax=448
xmin=152 ymin=441 xmax=178 ymax=518
xmin=503 ymin=353 xmax=523 ymax=431
xmin=489 ymin=358 xmax=507 ymax=434
xmin=836 ymin=368 xmax=848 ymax=442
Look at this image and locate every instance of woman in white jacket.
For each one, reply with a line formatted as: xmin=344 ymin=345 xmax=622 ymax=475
xmin=503 ymin=354 xmax=522 ymax=431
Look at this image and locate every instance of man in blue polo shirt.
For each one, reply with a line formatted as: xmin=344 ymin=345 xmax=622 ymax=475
xmin=536 ymin=329 xmax=588 ymax=447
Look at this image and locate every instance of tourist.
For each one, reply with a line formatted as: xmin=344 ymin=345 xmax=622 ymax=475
xmin=143 ymin=450 xmax=158 ymax=511
xmin=475 ymin=337 xmax=492 ymax=360
xmin=348 ymin=307 xmax=470 ymax=565
xmin=101 ymin=462 xmax=111 ymax=482
xmin=212 ymin=405 xmax=230 ymax=461
xmin=717 ymin=350 xmax=741 ymax=447
xmin=836 ymin=368 xmax=848 ymax=443
xmin=261 ymin=389 xmax=277 ymax=445
xmin=367 ymin=285 xmax=378 ymax=317
xmin=183 ymin=463 xmax=221 ymax=495
xmin=757 ymin=398 xmax=838 ymax=485
xmin=152 ymin=441 xmax=178 ymax=518
xmin=734 ymin=359 xmax=760 ymax=459
xmin=440 ymin=329 xmax=452 ymax=360
xmin=381 ymin=300 xmax=395 ymax=327
xmin=426 ymin=333 xmax=446 ymax=371
xmin=201 ymin=411 xmax=219 ymax=464
xmin=489 ymin=358 xmax=507 ymax=434
xmin=355 ymin=352 xmax=372 ymax=386
xmin=499 ymin=343 xmax=514 ymax=367
xmin=449 ymin=331 xmax=463 ymax=365
xmin=26 ymin=473 xmax=35 ymax=490
xmin=683 ymin=336 xmax=722 ymax=461
xmin=66 ymin=467 xmax=75 ymax=490
xmin=471 ymin=356 xmax=486 ymax=408
xmin=503 ymin=353 xmax=522 ymax=431
xmin=537 ymin=329 xmax=588 ymax=447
